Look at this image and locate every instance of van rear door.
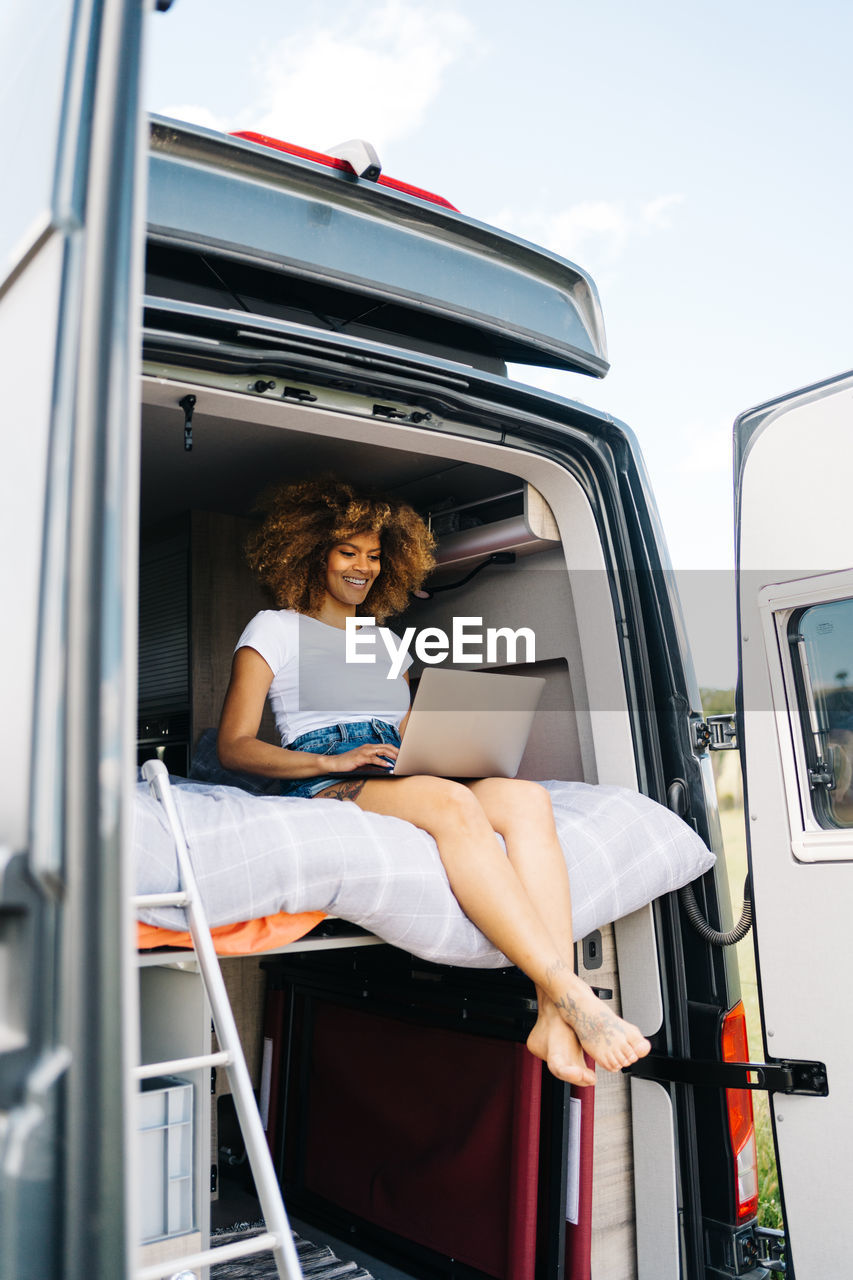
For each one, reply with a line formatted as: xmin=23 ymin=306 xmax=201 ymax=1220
xmin=0 ymin=2 xmax=150 ymax=1276
xmin=736 ymin=370 xmax=853 ymax=1276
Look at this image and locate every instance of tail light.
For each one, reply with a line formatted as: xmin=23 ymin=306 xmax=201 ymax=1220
xmin=230 ymin=131 xmax=458 ymax=210
xmin=721 ymin=1000 xmax=759 ymax=1222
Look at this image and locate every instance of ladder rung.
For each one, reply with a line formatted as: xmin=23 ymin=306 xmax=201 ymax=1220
xmin=137 ymin=1229 xmax=281 ymax=1280
xmin=133 ymin=892 xmax=191 ymax=908
xmin=135 ymin=1050 xmax=231 ymax=1080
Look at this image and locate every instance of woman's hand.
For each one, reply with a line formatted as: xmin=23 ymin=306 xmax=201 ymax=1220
xmin=219 ymin=646 xmax=403 ymax=780
xmin=327 ymin=742 xmax=399 ymax=774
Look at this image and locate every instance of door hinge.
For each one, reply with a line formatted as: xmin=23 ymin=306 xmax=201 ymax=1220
xmin=808 ymin=759 xmax=835 ymax=790
xmin=706 ymin=1218 xmax=787 ymax=1276
xmin=626 ymin=1054 xmax=828 ymax=1096
xmin=691 ymin=714 xmax=738 ymax=753
xmin=755 ymin=1225 xmax=787 ymax=1273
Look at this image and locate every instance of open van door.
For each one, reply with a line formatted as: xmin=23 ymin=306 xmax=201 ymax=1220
xmin=736 ymin=370 xmax=853 ymax=1277
xmin=0 ymin=2 xmax=151 ymax=1276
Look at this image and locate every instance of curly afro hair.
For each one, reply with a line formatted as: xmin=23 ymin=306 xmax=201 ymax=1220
xmin=245 ymin=476 xmax=436 ymax=623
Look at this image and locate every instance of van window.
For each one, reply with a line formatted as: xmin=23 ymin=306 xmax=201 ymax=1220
xmin=789 ymin=597 xmax=853 ymax=828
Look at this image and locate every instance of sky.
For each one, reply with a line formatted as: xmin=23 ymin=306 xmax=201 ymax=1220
xmin=144 ymin=0 xmax=853 ymax=686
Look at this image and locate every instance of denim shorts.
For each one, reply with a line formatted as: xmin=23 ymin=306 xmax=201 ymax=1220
xmin=280 ymin=719 xmax=401 ymax=799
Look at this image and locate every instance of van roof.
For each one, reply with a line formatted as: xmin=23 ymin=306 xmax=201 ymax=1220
xmin=148 ymin=116 xmax=609 ymax=377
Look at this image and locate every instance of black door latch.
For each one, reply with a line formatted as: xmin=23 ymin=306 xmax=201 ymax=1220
xmin=626 ymin=1054 xmax=828 ymax=1096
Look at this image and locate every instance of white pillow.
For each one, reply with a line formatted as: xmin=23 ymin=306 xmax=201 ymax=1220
xmin=539 ymin=780 xmax=715 ymax=943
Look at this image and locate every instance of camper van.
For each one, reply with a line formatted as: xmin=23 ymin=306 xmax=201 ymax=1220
xmin=2 ymin=4 xmax=851 ymax=1278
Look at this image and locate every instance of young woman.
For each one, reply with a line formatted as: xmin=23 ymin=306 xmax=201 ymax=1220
xmin=218 ymin=477 xmax=651 ymax=1086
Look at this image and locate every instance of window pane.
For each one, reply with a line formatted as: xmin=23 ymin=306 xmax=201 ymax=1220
xmin=797 ymin=597 xmax=853 ymax=827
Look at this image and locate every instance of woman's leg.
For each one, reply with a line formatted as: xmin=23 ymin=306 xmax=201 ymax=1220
xmin=464 ymin=778 xmax=649 ymax=1083
xmin=466 ymin=777 xmax=589 ymax=1083
xmin=349 ymin=775 xmax=649 ymax=1083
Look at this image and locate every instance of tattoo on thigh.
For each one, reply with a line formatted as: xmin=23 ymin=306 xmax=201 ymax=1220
xmin=316 ymin=778 xmax=367 ymax=802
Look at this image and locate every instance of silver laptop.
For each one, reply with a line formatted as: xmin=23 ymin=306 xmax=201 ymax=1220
xmin=378 ymin=668 xmax=545 ymax=778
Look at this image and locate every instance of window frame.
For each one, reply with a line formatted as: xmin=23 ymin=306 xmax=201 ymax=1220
xmin=787 ymin=597 xmax=853 ymax=830
xmin=758 ymin=568 xmax=853 ymax=862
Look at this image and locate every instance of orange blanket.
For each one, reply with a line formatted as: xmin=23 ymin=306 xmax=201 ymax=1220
xmin=137 ymin=909 xmax=327 ymax=956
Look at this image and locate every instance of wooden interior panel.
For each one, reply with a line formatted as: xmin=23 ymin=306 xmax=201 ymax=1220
xmin=584 ymin=923 xmax=637 ymax=1279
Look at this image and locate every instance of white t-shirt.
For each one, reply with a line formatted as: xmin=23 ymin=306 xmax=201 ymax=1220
xmin=235 ymin=609 xmax=412 ymax=746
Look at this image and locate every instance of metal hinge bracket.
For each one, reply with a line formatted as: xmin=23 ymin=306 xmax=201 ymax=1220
xmin=808 ymin=759 xmax=835 ymax=790
xmin=705 ymin=1218 xmax=787 ymax=1276
xmin=755 ymin=1225 xmax=787 ymax=1273
xmin=626 ymin=1054 xmax=827 ymax=1096
xmin=691 ymin=713 xmax=738 ymax=753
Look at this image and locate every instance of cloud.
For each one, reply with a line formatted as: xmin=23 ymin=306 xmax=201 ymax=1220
xmin=643 ymin=193 xmax=685 ymax=229
xmin=492 ymin=193 xmax=685 ymax=270
xmin=542 ymin=202 xmax=633 ymax=260
xmin=250 ymin=0 xmax=475 ymax=154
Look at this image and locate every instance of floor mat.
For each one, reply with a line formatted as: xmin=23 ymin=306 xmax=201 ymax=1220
xmin=210 ymin=1226 xmax=376 ymax=1279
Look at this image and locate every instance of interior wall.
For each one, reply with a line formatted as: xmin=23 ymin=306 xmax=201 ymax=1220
xmin=398 ymin=545 xmax=585 ymax=782
xmin=190 ymin=510 xmax=278 ymax=746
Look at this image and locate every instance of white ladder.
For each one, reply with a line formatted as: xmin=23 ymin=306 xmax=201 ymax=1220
xmin=134 ymin=759 xmax=303 ymax=1280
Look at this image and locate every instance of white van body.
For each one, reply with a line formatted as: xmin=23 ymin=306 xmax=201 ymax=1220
xmin=734 ymin=372 xmax=853 ymax=1276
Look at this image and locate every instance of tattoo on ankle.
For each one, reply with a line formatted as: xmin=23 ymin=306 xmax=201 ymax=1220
xmin=556 ymin=993 xmax=617 ymax=1044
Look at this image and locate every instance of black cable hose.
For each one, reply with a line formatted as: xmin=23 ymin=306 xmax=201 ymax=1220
xmin=679 ymin=876 xmax=753 ymax=946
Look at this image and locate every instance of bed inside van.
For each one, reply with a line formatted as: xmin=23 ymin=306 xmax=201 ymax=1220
xmin=135 ymin=365 xmax=683 ymax=1280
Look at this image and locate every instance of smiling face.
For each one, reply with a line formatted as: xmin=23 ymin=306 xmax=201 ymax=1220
xmin=323 ymin=531 xmax=382 ymax=612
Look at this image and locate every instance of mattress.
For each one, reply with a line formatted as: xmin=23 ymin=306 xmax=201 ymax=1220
xmin=134 ymin=777 xmax=715 ymax=966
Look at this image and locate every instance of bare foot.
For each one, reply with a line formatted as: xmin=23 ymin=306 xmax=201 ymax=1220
xmin=526 ymin=1001 xmax=596 ymax=1087
xmin=552 ymin=978 xmax=651 ymax=1073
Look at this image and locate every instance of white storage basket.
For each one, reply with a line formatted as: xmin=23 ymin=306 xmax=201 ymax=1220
xmin=138 ymin=1075 xmax=194 ymax=1242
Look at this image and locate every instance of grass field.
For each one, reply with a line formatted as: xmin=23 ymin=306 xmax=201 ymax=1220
xmin=718 ymin=804 xmax=783 ymax=1230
